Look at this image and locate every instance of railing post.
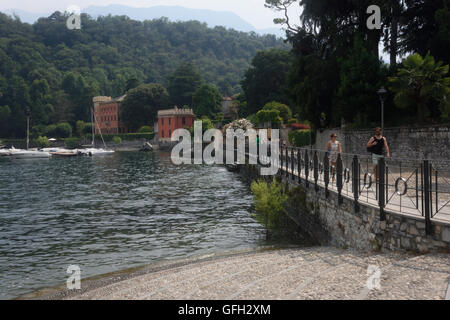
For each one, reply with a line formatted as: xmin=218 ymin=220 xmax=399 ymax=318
xmin=352 ymin=155 xmax=360 ymax=212
xmin=378 ymin=157 xmax=386 ymax=221
xmin=314 ymin=151 xmax=319 ymax=192
xmin=337 ymin=153 xmax=343 ymax=204
xmin=324 ymin=152 xmax=330 ymax=198
xmin=280 ymin=144 xmax=283 ymax=174
xmin=297 ymin=149 xmax=302 ymax=183
xmin=285 ymin=146 xmax=289 ymax=176
xmin=291 ymin=148 xmax=295 ymax=179
xmin=305 ymin=150 xmax=309 ymax=188
xmin=423 ymin=160 xmax=432 ymax=235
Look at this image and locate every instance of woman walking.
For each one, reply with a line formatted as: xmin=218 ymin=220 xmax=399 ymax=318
xmin=326 ymin=133 xmax=342 ymax=182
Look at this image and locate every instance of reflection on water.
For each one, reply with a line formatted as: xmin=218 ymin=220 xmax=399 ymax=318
xmin=0 ymin=152 xmax=267 ymax=299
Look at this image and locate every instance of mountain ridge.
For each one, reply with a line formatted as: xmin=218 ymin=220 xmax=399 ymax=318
xmin=2 ymin=4 xmax=286 ymax=37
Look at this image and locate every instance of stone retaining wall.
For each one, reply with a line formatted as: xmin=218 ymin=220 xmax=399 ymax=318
xmin=236 ymin=164 xmax=450 ymax=253
xmin=314 ymin=126 xmax=450 ymax=160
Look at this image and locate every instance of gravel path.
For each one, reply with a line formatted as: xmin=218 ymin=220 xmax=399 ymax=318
xmin=44 ymin=247 xmax=450 ymax=300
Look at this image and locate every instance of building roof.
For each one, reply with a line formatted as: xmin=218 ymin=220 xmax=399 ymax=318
xmin=93 ymin=95 xmax=127 ymax=105
xmin=158 ymin=106 xmax=195 ymax=117
xmin=113 ymin=95 xmax=127 ymax=102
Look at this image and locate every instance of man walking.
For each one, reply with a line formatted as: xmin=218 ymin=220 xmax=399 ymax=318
xmin=367 ymin=127 xmax=390 ymax=180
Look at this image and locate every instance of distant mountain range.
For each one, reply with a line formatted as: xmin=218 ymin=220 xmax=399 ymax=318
xmin=2 ymin=4 xmax=286 ymax=37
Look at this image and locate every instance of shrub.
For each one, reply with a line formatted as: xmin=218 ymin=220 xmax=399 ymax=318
xmin=46 ymin=122 xmax=72 ymax=138
xmin=138 ymin=125 xmax=152 ymax=133
xmin=31 ymin=125 xmax=46 ymax=139
xmin=255 ymin=109 xmax=282 ymax=126
xmin=45 ymin=124 xmax=57 ymax=137
xmin=250 ymin=179 xmax=288 ymax=230
xmin=55 ymin=122 xmax=72 ymax=138
xmin=82 ymin=123 xmax=93 ymax=135
xmin=112 ymin=136 xmax=122 ymax=144
xmin=262 ymin=101 xmax=292 ymax=124
xmin=86 ymin=132 xmax=155 ymax=142
xmin=288 ymin=130 xmax=316 ymax=147
xmin=62 ymin=137 xmax=81 ymax=149
xmin=34 ymin=136 xmax=49 ymax=148
xmin=190 ymin=117 xmax=214 ymax=135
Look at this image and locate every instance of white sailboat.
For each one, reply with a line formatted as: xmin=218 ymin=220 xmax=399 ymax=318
xmin=78 ymin=107 xmax=115 ymax=156
xmin=8 ymin=113 xmax=52 ymax=159
xmin=12 ymin=150 xmax=52 ymax=159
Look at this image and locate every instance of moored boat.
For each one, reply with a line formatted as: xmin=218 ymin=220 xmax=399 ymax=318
xmin=11 ymin=150 xmax=52 ymax=159
xmin=78 ymin=148 xmax=115 ymax=156
xmin=0 ymin=147 xmax=24 ymax=157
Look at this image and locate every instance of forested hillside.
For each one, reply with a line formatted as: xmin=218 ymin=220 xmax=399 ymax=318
xmin=0 ymin=11 xmax=288 ymax=137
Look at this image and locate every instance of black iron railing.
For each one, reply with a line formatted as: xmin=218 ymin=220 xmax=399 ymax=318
xmin=253 ymin=144 xmax=450 ymax=235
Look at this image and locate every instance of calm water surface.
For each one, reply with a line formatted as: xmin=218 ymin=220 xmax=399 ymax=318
xmin=0 ymin=151 xmax=269 ymax=299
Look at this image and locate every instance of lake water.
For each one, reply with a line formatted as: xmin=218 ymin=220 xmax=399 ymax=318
xmin=0 ymin=151 xmax=269 ymax=299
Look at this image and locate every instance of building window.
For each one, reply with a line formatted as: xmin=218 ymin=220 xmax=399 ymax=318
xmin=182 ymin=117 xmax=186 ymax=125
xmin=162 ymin=130 xmax=164 ymax=137
xmin=169 ymin=118 xmax=171 ymax=125
xmin=169 ymin=129 xmax=171 ymax=137
xmin=162 ymin=118 xmax=164 ymax=125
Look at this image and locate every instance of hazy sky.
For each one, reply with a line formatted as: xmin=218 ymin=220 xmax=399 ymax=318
xmin=0 ymin=0 xmax=301 ymax=29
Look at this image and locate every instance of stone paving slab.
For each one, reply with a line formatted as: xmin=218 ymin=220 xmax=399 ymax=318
xmin=60 ymin=247 xmax=449 ymax=300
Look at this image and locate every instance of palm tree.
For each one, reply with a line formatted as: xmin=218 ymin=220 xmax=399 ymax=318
xmin=388 ymin=53 xmax=450 ymax=124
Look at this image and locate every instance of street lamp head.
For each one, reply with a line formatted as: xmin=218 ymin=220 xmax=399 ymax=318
xmin=377 ymin=87 xmax=387 ymax=102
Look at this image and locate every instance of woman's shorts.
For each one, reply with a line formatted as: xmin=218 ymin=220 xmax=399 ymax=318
xmin=372 ymin=154 xmax=383 ymax=165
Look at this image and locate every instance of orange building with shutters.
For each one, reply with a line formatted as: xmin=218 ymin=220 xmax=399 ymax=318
xmin=157 ymin=106 xmax=195 ymax=141
xmin=93 ymin=95 xmax=128 ymax=135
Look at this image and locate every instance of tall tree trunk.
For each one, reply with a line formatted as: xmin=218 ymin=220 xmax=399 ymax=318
xmin=390 ymin=14 xmax=398 ymax=67
xmin=368 ymin=29 xmax=381 ymax=60
xmin=418 ymin=102 xmax=426 ymax=125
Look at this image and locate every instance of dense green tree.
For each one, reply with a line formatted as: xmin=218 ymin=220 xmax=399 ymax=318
xmin=125 ymin=77 xmax=141 ymax=92
xmin=0 ymin=105 xmax=11 ymax=137
xmin=335 ymin=35 xmax=388 ymax=126
xmin=167 ymin=62 xmax=203 ymax=107
xmin=400 ymin=0 xmax=449 ymax=65
xmin=0 ymin=12 xmax=288 ymax=137
xmin=434 ymin=0 xmax=450 ymax=65
xmin=121 ymin=83 xmax=170 ymax=131
xmin=192 ymin=84 xmax=222 ymax=118
xmin=288 ymin=52 xmax=340 ymax=128
xmin=75 ymin=120 xmax=86 ymax=137
xmin=46 ymin=122 xmax=72 ymax=138
xmin=241 ymin=49 xmax=292 ymax=115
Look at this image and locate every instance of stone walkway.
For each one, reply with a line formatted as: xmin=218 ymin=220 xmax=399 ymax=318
xmin=52 ymin=247 xmax=449 ymax=300
xmin=264 ymin=154 xmax=450 ymax=223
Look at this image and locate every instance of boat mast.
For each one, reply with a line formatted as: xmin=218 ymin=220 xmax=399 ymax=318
xmin=91 ymin=106 xmax=95 ymax=147
xmin=26 ymin=107 xmax=30 ymax=150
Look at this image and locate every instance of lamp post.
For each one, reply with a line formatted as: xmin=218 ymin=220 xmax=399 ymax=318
xmin=377 ymin=87 xmax=387 ymax=134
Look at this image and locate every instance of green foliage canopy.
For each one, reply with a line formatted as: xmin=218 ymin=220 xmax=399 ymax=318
xmin=389 ymin=53 xmax=450 ymax=123
xmin=167 ymin=62 xmax=203 ymax=107
xmin=192 ymin=84 xmax=222 ymax=118
xmin=121 ymin=83 xmax=170 ymax=131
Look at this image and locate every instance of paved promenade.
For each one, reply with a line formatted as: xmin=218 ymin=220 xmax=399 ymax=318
xmin=31 ymin=247 xmax=449 ymax=300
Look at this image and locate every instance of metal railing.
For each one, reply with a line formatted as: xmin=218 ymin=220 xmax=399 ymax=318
xmin=252 ymin=144 xmax=450 ymax=235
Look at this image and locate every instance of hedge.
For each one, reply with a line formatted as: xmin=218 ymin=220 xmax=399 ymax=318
xmin=288 ymin=130 xmax=316 ymax=147
xmin=86 ymin=132 xmax=155 ymax=142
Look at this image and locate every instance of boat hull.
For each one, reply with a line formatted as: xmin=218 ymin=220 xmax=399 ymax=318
xmin=12 ymin=151 xmax=52 ymax=159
